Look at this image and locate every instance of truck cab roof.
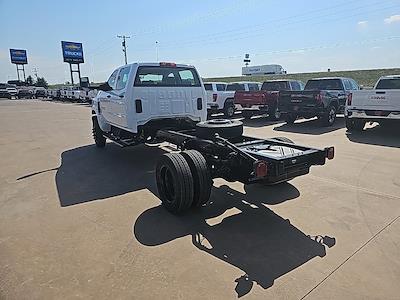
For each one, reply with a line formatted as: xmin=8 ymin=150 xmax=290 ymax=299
xmin=378 ymin=75 xmax=400 ymax=79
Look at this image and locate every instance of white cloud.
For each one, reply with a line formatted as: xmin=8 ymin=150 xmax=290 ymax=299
xmin=384 ymin=15 xmax=400 ymax=24
xmin=357 ymin=20 xmax=368 ymax=27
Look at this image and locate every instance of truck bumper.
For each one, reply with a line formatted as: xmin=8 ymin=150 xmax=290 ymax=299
xmin=235 ymin=104 xmax=269 ymax=112
xmin=347 ymin=109 xmax=400 ymax=120
xmin=207 ymin=103 xmax=219 ymax=114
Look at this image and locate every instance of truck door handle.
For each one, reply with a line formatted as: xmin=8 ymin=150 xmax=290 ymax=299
xmin=119 ymin=95 xmax=124 ymax=98
xmin=107 ymin=95 xmax=111 ymax=98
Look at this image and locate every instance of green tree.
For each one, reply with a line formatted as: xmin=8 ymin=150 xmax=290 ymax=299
xmin=26 ymin=75 xmax=34 ymax=85
xmin=35 ymin=77 xmax=48 ymax=88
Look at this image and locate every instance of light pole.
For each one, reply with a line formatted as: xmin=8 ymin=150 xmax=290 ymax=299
xmin=155 ymin=41 xmax=159 ymax=61
xmin=117 ymin=35 xmax=131 ymax=65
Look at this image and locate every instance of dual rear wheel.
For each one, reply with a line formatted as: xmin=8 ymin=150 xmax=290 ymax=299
xmin=156 ymin=150 xmax=212 ymax=214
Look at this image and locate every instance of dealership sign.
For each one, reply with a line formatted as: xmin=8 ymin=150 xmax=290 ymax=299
xmin=10 ymin=49 xmax=28 ymax=64
xmin=61 ymin=41 xmax=84 ymax=63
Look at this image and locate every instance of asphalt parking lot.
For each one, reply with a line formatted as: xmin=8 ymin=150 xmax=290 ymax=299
xmin=0 ymin=99 xmax=399 ymax=299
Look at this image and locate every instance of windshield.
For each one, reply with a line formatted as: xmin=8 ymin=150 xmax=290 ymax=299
xmin=305 ymin=79 xmax=343 ymax=90
xmin=375 ymin=78 xmax=400 ymax=89
xmin=262 ymin=81 xmax=289 ymax=91
xmin=134 ymin=66 xmax=201 ymax=87
xmin=226 ymin=83 xmax=245 ymax=91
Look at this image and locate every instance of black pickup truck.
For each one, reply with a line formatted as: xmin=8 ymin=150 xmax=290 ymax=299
xmin=279 ymin=77 xmax=359 ymax=126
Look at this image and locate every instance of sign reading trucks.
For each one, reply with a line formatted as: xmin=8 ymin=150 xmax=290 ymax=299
xmin=10 ymin=49 xmax=28 ymax=64
xmin=61 ymin=41 xmax=84 ymax=63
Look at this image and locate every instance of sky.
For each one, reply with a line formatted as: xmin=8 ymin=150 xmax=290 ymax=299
xmin=0 ymin=0 xmax=400 ymax=84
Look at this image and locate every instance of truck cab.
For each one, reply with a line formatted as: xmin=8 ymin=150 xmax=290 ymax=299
xmin=93 ymin=62 xmax=207 ymax=139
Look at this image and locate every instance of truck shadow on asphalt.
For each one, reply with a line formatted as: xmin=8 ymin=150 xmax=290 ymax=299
xmin=134 ymin=184 xmax=336 ymax=298
xmin=346 ymin=124 xmax=400 ymax=148
xmin=56 ymin=143 xmax=164 ymax=206
xmin=273 ymin=116 xmax=344 ymax=135
xmin=240 ymin=116 xmax=283 ymax=128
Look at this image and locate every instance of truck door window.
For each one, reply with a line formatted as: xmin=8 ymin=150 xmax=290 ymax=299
xmin=343 ymin=79 xmax=351 ymax=90
xmin=115 ymin=66 xmax=131 ymax=90
xmin=216 ymin=84 xmax=226 ymax=91
xmin=204 ymin=84 xmax=213 ymax=91
xmin=107 ymin=69 xmax=119 ymax=89
xmin=350 ymin=79 xmax=359 ymax=90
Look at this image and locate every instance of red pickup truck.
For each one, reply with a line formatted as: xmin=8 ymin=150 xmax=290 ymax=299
xmin=234 ymin=80 xmax=305 ymax=120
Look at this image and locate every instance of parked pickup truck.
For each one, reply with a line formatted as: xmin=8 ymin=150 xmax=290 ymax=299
xmin=345 ymin=75 xmax=400 ymax=131
xmin=91 ymin=62 xmax=334 ymax=215
xmin=279 ymin=77 xmax=360 ymax=126
xmin=204 ymin=82 xmax=227 ymax=116
xmin=207 ymin=81 xmax=261 ymax=118
xmin=234 ymin=80 xmax=305 ymax=120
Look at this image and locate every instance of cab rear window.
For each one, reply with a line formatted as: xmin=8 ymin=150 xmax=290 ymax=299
xmin=262 ymin=81 xmax=289 ymax=91
xmin=375 ymin=79 xmax=400 ymax=89
xmin=305 ymin=79 xmax=344 ymax=90
xmin=226 ymin=83 xmax=245 ymax=91
xmin=134 ymin=66 xmax=201 ymax=87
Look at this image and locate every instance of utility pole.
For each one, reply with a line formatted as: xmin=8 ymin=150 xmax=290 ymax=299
xmin=117 ymin=35 xmax=130 ymax=65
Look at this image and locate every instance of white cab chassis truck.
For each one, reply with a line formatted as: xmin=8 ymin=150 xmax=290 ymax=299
xmin=92 ymin=62 xmax=335 ymax=214
xmin=345 ymin=75 xmax=400 ymax=131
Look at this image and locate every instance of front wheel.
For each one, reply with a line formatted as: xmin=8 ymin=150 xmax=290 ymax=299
xmin=268 ymin=106 xmax=281 ymax=121
xmin=284 ymin=113 xmax=297 ymax=124
xmin=92 ymin=117 xmax=106 ymax=148
xmin=321 ymin=105 xmax=337 ymax=126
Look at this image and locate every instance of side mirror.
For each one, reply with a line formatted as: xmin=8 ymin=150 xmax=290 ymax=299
xmin=359 ymin=85 xmax=364 ymax=90
xmin=97 ymin=82 xmax=112 ymax=92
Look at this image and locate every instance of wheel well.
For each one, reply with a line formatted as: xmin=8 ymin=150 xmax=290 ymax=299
xmin=224 ymin=98 xmax=234 ymax=106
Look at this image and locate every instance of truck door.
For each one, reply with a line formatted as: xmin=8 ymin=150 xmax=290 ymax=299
xmin=99 ymin=69 xmax=118 ymax=124
xmin=109 ymin=65 xmax=131 ymax=128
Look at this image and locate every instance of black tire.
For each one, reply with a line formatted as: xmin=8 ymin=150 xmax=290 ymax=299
xmin=268 ymin=106 xmax=281 ymax=121
xmin=156 ymin=153 xmax=194 ymax=214
xmin=181 ymin=150 xmax=212 ymax=207
xmin=92 ymin=117 xmax=106 ymax=148
xmin=242 ymin=111 xmax=253 ymax=120
xmin=223 ymin=100 xmax=235 ymax=118
xmin=271 ymin=136 xmax=294 ymax=144
xmin=321 ymin=105 xmax=337 ymax=127
xmin=285 ymin=113 xmax=297 ymax=124
xmin=196 ymin=119 xmax=243 ymax=139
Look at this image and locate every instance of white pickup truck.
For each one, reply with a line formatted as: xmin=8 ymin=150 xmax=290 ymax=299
xmin=205 ymin=81 xmax=261 ymax=118
xmin=345 ymin=75 xmax=400 ymax=131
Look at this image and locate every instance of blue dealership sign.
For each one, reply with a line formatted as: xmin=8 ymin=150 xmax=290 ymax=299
xmin=10 ymin=49 xmax=28 ymax=64
xmin=61 ymin=41 xmax=84 ymax=63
